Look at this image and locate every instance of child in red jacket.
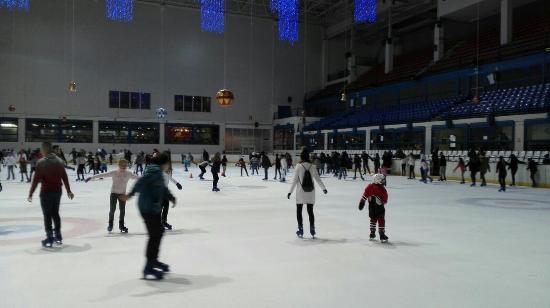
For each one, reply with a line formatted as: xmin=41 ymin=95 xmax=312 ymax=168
xmin=359 ymin=174 xmax=389 ymax=242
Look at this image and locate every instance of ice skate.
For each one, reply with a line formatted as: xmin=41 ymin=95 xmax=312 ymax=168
xmin=120 ymin=226 xmax=128 ymax=233
xmin=41 ymin=237 xmax=54 ymax=248
xmin=310 ymin=227 xmax=316 ymax=239
xmin=163 ymin=222 xmax=173 ymax=230
xmin=53 ymin=232 xmax=63 ymax=245
xmin=107 ymin=225 xmax=113 ymax=233
xmin=296 ymin=227 xmax=304 ymax=238
xmin=153 ymin=261 xmax=170 ymax=273
xmin=379 ymin=232 xmax=389 ymax=243
xmin=143 ymin=263 xmax=164 ymax=280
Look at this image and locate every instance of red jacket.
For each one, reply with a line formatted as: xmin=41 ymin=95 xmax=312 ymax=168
xmin=29 ymin=154 xmax=71 ymax=197
xmin=361 ymin=184 xmax=388 ymax=205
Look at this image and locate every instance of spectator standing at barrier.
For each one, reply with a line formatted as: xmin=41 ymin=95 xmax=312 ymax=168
xmin=439 ymin=152 xmax=447 ymax=181
xmin=526 ymin=158 xmax=538 ymax=187
xmin=507 ymin=153 xmax=522 ymax=186
xmin=261 ymin=152 xmax=272 ymax=181
xmin=479 ymin=152 xmax=491 ymax=187
xmin=496 ymin=156 xmax=508 ymax=192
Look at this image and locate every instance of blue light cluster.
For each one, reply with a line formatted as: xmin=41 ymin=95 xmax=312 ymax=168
xmin=271 ymin=0 xmax=299 ymax=44
xmin=0 ymin=0 xmax=29 ymax=11
xmin=354 ymin=0 xmax=377 ymax=24
xmin=199 ymin=0 xmax=225 ymax=33
xmin=106 ymin=0 xmax=134 ymax=22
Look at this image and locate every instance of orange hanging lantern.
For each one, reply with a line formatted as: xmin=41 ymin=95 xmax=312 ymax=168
xmin=216 ymin=89 xmax=234 ymax=107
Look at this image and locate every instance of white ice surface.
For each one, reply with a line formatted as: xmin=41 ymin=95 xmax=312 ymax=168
xmin=1 ymin=165 xmax=550 ymax=308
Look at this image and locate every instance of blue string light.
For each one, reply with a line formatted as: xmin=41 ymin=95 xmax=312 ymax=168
xmin=0 ymin=0 xmax=29 ymax=11
xmin=106 ymin=0 xmax=134 ymax=22
xmin=354 ymin=0 xmax=377 ymax=24
xmin=199 ymin=0 xmax=225 ymax=33
xmin=271 ymin=0 xmax=299 ymax=44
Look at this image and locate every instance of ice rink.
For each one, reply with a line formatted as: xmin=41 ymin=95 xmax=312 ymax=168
xmin=1 ymin=164 xmax=549 ymax=308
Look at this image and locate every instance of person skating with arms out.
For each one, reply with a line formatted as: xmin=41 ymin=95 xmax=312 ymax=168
xmin=28 ymin=142 xmax=75 ymax=247
xmin=121 ymin=153 xmax=176 ymax=280
xmin=288 ymin=149 xmax=328 ymax=239
xmin=358 ymin=174 xmax=389 ymax=242
xmin=85 ymin=159 xmax=138 ymax=233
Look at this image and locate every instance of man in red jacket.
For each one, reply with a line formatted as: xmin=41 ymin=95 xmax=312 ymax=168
xmin=359 ymin=174 xmax=389 ymax=242
xmin=28 ymin=142 xmax=74 ymax=248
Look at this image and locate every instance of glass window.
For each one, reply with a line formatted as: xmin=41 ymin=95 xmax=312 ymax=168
xmin=130 ymin=92 xmax=140 ymax=109
xmin=184 ymin=96 xmax=193 ymax=111
xmin=468 ymin=124 xmax=513 ymax=151
xmin=109 ymin=91 xmax=119 ymax=108
xmin=99 ymin=122 xmax=130 ymax=144
xmin=174 ymin=95 xmax=184 ymax=111
xmin=165 ymin=123 xmax=219 ymax=144
xmin=525 ymin=122 xmax=550 ymax=151
xmin=203 ymin=97 xmax=211 ymax=112
xmin=371 ymin=129 xmax=425 ymax=151
xmin=273 ymin=125 xmax=294 ymax=150
xmin=0 ymin=118 xmax=18 ymax=142
xmin=140 ymin=93 xmax=151 ymax=109
xmin=192 ymin=96 xmax=202 ymax=112
xmin=130 ymin=123 xmax=159 ymax=144
xmin=58 ymin=120 xmax=93 ymax=143
xmin=119 ymin=92 xmax=130 ymax=109
xmin=432 ymin=127 xmax=468 ymax=150
xmin=26 ymin=119 xmax=92 ymax=143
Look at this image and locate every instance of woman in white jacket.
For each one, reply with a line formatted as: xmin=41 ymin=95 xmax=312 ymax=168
xmin=288 ymin=150 xmax=328 ymax=238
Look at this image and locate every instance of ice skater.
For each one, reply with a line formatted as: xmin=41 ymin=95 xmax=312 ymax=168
xmin=161 ymin=162 xmax=182 ymax=230
xmin=221 ymin=154 xmax=228 ymax=177
xmin=407 ymin=153 xmax=416 ymax=179
xmin=122 ymin=153 xmax=176 ymax=280
xmin=288 ymin=150 xmax=328 ymax=238
xmin=274 ymin=154 xmax=282 ymax=180
xmin=358 ymin=174 xmax=389 ymax=242
xmin=280 ymin=154 xmax=288 ymax=182
xmin=211 ymin=152 xmax=221 ymax=192
xmin=496 ymin=156 xmax=508 ymax=192
xmin=438 ymin=152 xmax=447 ymax=181
xmin=420 ymin=159 xmax=433 ymax=183
xmin=527 ymin=158 xmax=538 ymax=187
xmin=237 ymin=156 xmax=249 ymax=176
xmin=76 ymin=152 xmax=87 ymax=181
xmin=19 ymin=151 xmax=30 ymax=182
xmin=28 ymin=142 xmax=74 ymax=247
xmin=198 ymin=160 xmax=209 ymax=180
xmin=85 ymin=159 xmax=138 ymax=233
xmin=353 ymin=154 xmax=364 ymax=180
xmin=261 ymin=152 xmax=272 ymax=181
xmin=454 ymin=157 xmax=466 ymax=184
xmin=479 ymin=152 xmax=490 ymax=187
xmin=4 ymin=151 xmax=17 ymax=180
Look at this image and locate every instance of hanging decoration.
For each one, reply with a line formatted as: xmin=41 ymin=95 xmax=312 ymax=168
xmin=0 ymin=0 xmax=29 ymax=11
xmin=156 ymin=107 xmax=168 ymax=119
xmin=354 ymin=0 xmax=376 ymax=24
xmin=8 ymin=104 xmax=16 ymax=112
xmin=216 ymin=89 xmax=234 ymax=107
xmin=270 ymin=0 xmax=299 ymax=43
xmin=106 ymin=0 xmax=134 ymax=22
xmin=68 ymin=81 xmax=77 ymax=92
xmin=199 ymin=0 xmax=225 ymax=33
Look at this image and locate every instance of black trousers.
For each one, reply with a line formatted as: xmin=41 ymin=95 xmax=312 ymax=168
xmin=363 ymin=162 xmax=371 ymax=174
xmin=212 ymin=171 xmax=219 ymax=188
xmin=296 ymin=204 xmax=314 ymax=229
xmin=77 ymin=164 xmax=85 ymax=180
xmin=530 ymin=171 xmax=537 ymax=187
xmin=471 ymin=170 xmax=478 ymax=184
xmin=274 ymin=167 xmax=281 ymax=179
xmin=354 ymin=167 xmax=363 ymax=179
xmin=141 ymin=213 xmax=165 ymax=263
xmin=161 ymin=198 xmax=169 ymax=224
xmin=199 ymin=166 xmax=207 ymax=178
xmin=263 ymin=167 xmax=269 ymax=179
xmin=401 ymin=164 xmax=406 ymax=176
xmin=240 ymin=166 xmax=248 ymax=176
xmin=409 ymin=165 xmax=415 ymax=178
xmin=498 ymin=174 xmax=507 ymax=190
xmin=109 ymin=193 xmax=126 ymax=227
xmin=40 ymin=191 xmax=62 ymax=238
xmin=510 ymin=167 xmax=517 ymax=185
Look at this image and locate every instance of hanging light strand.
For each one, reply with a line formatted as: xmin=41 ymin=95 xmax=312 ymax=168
xmin=106 ymin=0 xmax=134 ymax=22
xmin=199 ymin=0 xmax=225 ymax=33
xmin=354 ymin=0 xmax=376 ymax=24
xmin=0 ymin=0 xmax=29 ymax=11
xmin=272 ymin=0 xmax=298 ymax=44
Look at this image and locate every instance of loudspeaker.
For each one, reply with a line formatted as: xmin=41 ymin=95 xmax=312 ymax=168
xmin=446 ymin=119 xmax=453 ymax=128
xmin=487 ymin=114 xmax=496 ymax=126
xmin=254 ymin=121 xmax=259 ymax=128
xmin=287 ymin=96 xmax=292 ymax=103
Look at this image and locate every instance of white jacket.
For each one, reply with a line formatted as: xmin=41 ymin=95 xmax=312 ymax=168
xmin=90 ymin=170 xmax=138 ymax=194
xmin=289 ymin=162 xmax=326 ymax=205
xmin=4 ymin=155 xmax=17 ymax=166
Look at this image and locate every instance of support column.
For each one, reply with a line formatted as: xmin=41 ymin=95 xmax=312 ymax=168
xmin=92 ymin=120 xmax=99 ymax=144
xmin=514 ymin=119 xmax=524 ymax=151
xmin=424 ymin=124 xmax=432 ymax=155
xmin=160 ymin=122 xmax=165 ymax=145
xmin=500 ymin=0 xmax=512 ymax=45
xmin=434 ymin=20 xmax=444 ymax=62
xmin=321 ymin=39 xmax=328 ymax=88
xmin=365 ymin=129 xmax=371 ymax=150
xmin=384 ymin=7 xmax=394 ymax=74
xmin=323 ymin=132 xmax=328 ymax=150
xmin=18 ymin=117 xmax=25 ymax=144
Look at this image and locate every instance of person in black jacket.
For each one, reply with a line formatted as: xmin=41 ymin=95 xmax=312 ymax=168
xmin=361 ymin=151 xmax=371 ymax=175
xmin=542 ymin=154 xmax=550 ymax=165
xmin=507 ymin=154 xmax=523 ymax=186
xmin=438 ymin=152 xmax=447 ymax=181
xmin=373 ymin=153 xmax=381 ymax=174
xmin=353 ymin=154 xmax=364 ymax=180
xmin=274 ymin=154 xmax=282 ymax=180
xmin=466 ymin=151 xmax=480 ymax=186
xmin=202 ymin=149 xmax=210 ymax=162
xmin=211 ymin=152 xmax=221 ymax=191
xmin=261 ymin=152 xmax=272 ymax=181
xmin=526 ymin=158 xmax=538 ymax=187
xmin=338 ymin=152 xmax=349 ymax=180
xmin=221 ymin=155 xmax=228 ymax=177
xmin=496 ymin=156 xmax=508 ymax=192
